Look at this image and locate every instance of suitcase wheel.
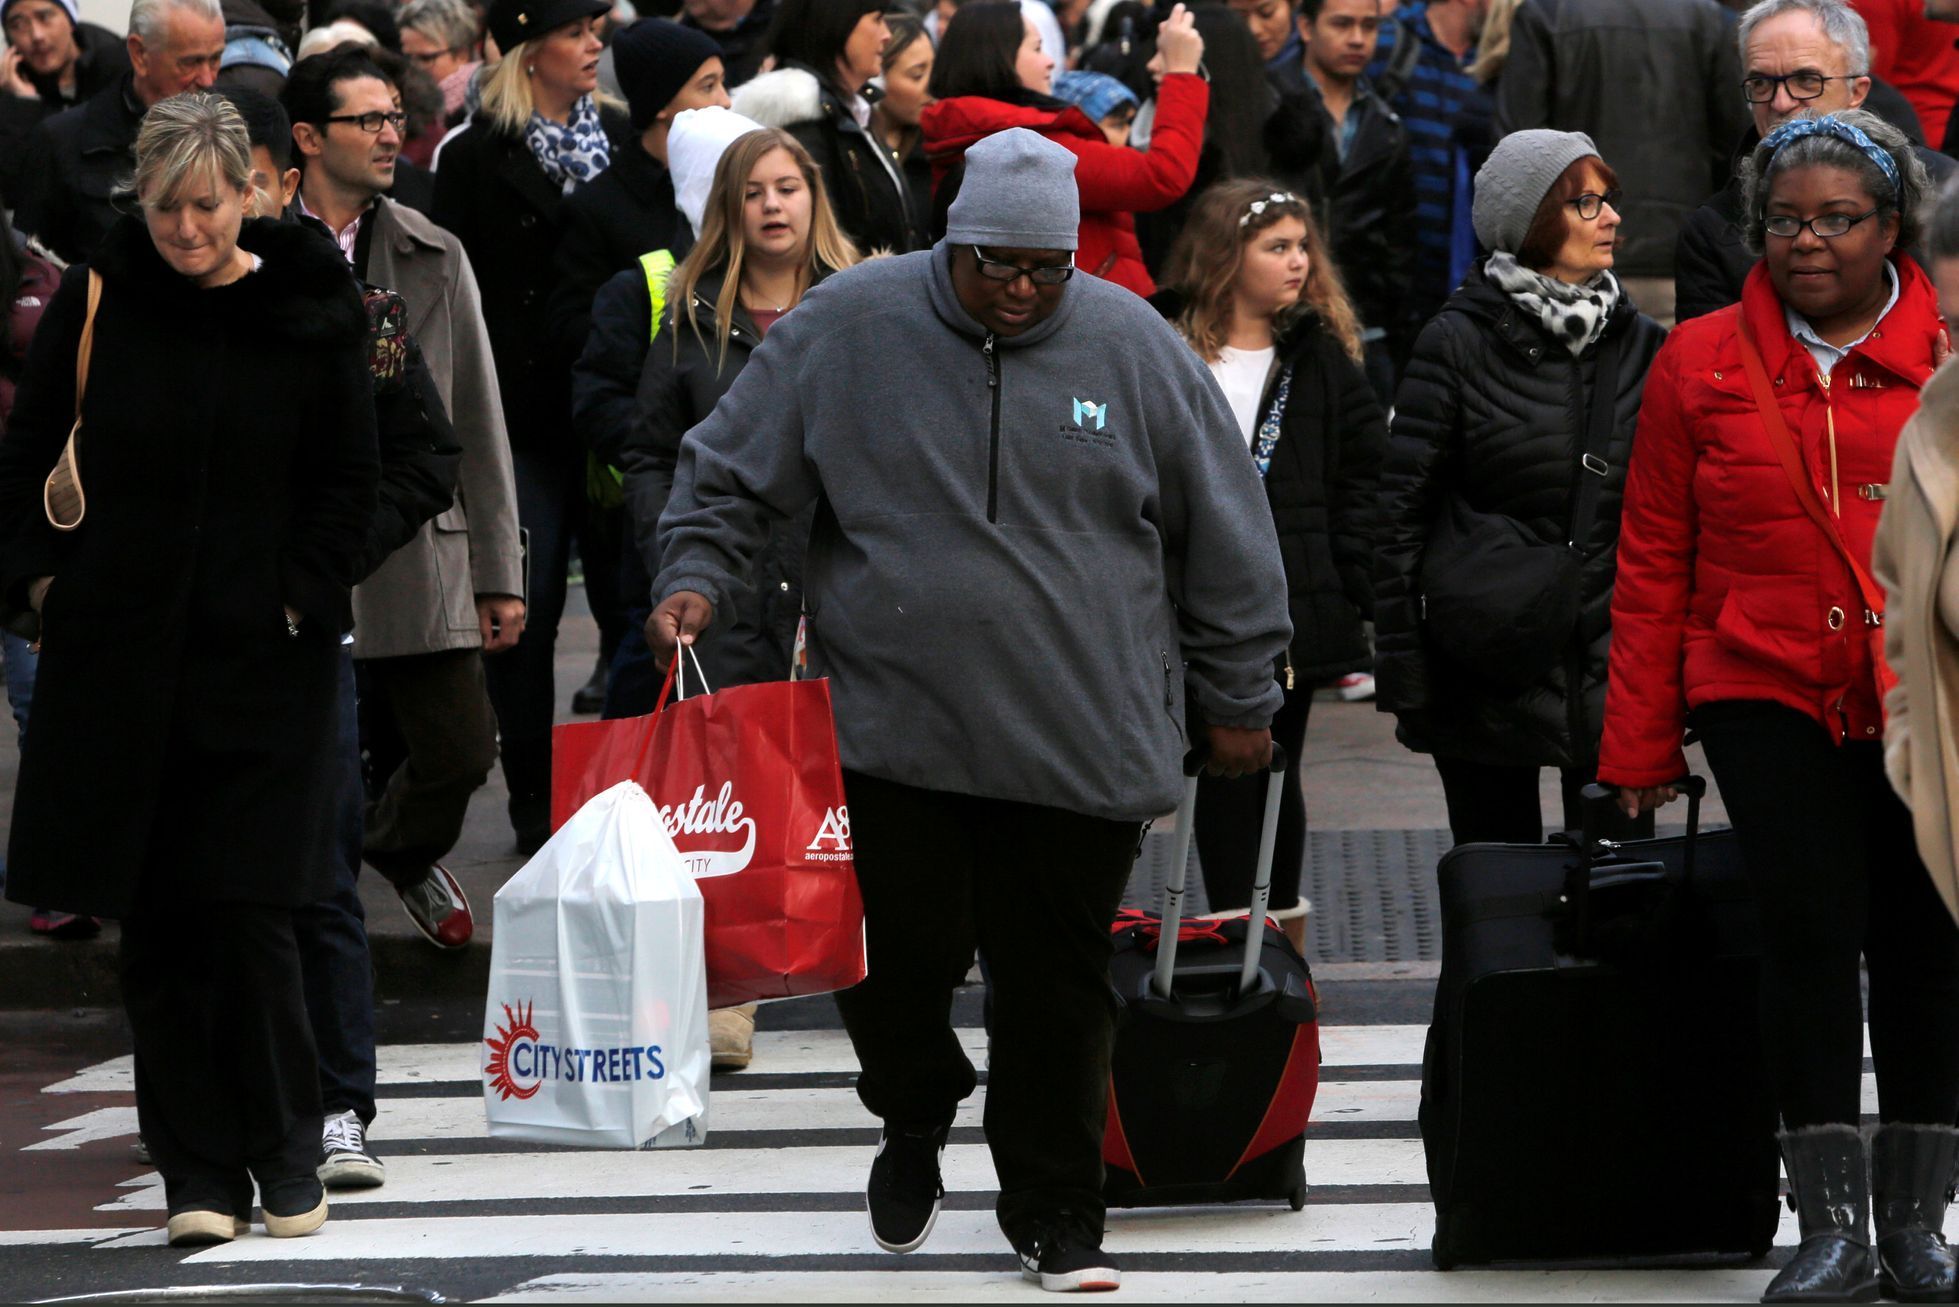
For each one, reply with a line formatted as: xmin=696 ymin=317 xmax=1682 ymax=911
xmin=1287 ymin=1180 xmax=1307 ymax=1212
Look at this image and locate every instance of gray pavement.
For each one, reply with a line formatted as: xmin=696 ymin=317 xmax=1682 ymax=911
xmin=0 ymin=586 xmax=1726 ymax=1008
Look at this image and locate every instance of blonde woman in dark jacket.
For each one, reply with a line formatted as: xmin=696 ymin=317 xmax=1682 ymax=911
xmin=617 ymin=124 xmax=858 ymax=1070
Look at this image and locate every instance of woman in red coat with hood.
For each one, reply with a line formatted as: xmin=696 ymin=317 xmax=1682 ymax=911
xmin=1601 ymin=110 xmax=1959 ymax=1304
xmin=919 ymin=0 xmax=1207 ymax=297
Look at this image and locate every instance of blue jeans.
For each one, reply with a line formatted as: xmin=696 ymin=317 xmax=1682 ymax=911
xmin=604 ymin=604 xmax=663 ymax=718
xmin=293 ymin=647 xmax=378 ymax=1125
xmin=1 ymin=629 xmax=34 ymax=890
xmin=2 ymin=628 xmax=36 ymax=739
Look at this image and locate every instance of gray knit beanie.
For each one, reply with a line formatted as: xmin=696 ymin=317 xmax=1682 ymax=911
xmin=1472 ymin=129 xmax=1602 ymax=255
xmin=945 ymin=128 xmax=1081 ymax=252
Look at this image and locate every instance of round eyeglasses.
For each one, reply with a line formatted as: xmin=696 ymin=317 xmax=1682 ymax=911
xmin=1566 ymin=189 xmax=1623 ymax=220
xmin=1763 ymin=209 xmax=1881 ymax=239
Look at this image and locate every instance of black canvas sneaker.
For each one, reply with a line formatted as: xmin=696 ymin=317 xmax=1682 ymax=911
xmin=1016 ymin=1221 xmax=1122 ymax=1292
xmin=866 ymin=1123 xmax=948 ymax=1252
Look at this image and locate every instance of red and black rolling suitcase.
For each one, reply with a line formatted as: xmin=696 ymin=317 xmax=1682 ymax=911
xmin=1102 ymin=747 xmax=1320 ymax=1210
xmin=1422 ymin=777 xmax=1780 ymax=1268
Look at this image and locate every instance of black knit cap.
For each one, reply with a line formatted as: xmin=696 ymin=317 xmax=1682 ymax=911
xmin=612 ymin=18 xmax=723 ymax=131
xmin=485 ymin=0 xmax=610 ymax=59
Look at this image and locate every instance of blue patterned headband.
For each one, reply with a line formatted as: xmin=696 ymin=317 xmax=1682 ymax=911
xmin=1760 ymin=115 xmax=1901 ymax=194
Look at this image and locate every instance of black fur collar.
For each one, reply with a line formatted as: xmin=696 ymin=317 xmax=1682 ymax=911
xmin=89 ymin=215 xmax=367 ymax=345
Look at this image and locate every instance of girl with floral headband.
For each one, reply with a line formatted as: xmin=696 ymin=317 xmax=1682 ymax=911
xmin=1157 ymin=179 xmax=1384 ymax=956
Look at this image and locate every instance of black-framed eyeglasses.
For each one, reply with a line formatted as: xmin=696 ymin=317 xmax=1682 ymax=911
xmin=324 ymin=111 xmax=408 ymax=134
xmin=1763 ymin=208 xmax=1882 ymax=239
xmin=1566 ymin=189 xmax=1623 ymax=220
xmin=971 ymin=246 xmax=1074 ymax=285
xmin=1740 ymin=71 xmax=1859 ymax=103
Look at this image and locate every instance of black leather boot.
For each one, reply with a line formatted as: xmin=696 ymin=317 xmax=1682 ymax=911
xmin=1872 ymin=1122 xmax=1959 ymax=1303
xmin=1763 ymin=1124 xmax=1879 ymax=1303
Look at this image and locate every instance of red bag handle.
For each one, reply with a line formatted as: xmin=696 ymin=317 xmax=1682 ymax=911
xmin=1734 ymin=314 xmax=1889 ymax=626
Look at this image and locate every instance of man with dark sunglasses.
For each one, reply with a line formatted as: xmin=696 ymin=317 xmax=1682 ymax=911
xmin=645 ymin=128 xmax=1290 ymax=1293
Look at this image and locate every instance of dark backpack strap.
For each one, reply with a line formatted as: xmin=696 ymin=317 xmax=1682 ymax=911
xmin=1565 ymin=323 xmax=1627 ymax=550
xmin=1374 ymin=17 xmax=1422 ymax=104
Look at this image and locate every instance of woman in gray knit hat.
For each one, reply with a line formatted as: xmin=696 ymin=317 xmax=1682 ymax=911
xmin=1373 ymin=127 xmax=1667 ymax=844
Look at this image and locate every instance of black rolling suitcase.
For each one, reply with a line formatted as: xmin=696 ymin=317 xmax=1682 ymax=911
xmin=1103 ymin=747 xmax=1320 ymax=1210
xmin=1422 ymin=777 xmax=1781 ymax=1268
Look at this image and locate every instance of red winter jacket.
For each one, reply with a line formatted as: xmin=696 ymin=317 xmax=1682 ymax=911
xmin=1598 ymin=257 xmax=1943 ymax=789
xmin=919 ymin=74 xmax=1209 ymax=298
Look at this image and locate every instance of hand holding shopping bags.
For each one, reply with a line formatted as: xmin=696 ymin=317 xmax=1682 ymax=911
xmin=551 ymin=652 xmax=867 ymax=1010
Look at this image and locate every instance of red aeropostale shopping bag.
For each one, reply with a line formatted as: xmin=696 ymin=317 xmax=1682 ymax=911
xmin=551 ymin=658 xmax=865 ymax=1010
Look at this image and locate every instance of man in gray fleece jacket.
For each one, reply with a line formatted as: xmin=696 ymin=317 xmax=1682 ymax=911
xmin=648 ymin=129 xmax=1290 ymax=1292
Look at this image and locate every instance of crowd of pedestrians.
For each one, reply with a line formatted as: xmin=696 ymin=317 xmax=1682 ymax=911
xmin=0 ymin=0 xmax=1957 ymax=1295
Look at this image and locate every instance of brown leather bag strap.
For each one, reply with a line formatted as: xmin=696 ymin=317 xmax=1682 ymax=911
xmin=73 ymin=268 xmax=101 ymax=409
xmin=1734 ymin=310 xmax=1888 ymax=624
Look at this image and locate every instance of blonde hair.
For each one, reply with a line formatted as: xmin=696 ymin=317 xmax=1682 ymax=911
xmin=667 ymin=128 xmax=862 ymax=371
xmin=1162 ymin=178 xmax=1365 ymax=365
xmin=1469 ymin=0 xmax=1525 ymax=83
xmin=479 ymin=34 xmax=623 ymax=135
xmin=129 ymin=90 xmax=252 ymax=207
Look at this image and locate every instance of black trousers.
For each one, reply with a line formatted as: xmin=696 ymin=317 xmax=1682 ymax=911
xmin=1696 ymin=701 xmax=1959 ymax=1129
xmin=1195 ymin=686 xmax=1310 ymax=912
xmin=123 ymin=890 xmax=322 ymax=1214
xmin=484 ymin=443 xmax=582 ymax=831
xmin=359 ymin=648 xmax=500 ymax=886
xmin=1433 ymin=755 xmax=1653 ymax=846
xmin=834 ymin=770 xmax=1140 ymax=1244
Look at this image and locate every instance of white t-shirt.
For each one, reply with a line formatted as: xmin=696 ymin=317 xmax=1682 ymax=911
xmin=1210 ymin=346 xmax=1275 ymax=449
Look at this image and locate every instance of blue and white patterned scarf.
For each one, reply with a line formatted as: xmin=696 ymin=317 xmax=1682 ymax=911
xmin=524 ymin=94 xmax=610 ymax=193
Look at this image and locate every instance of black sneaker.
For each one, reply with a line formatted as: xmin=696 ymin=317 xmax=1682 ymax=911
xmin=866 ymin=1123 xmax=947 ymax=1253
xmin=1016 ymin=1221 xmax=1121 ymax=1293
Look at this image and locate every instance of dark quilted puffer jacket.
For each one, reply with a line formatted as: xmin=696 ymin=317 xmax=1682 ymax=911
xmin=1373 ymin=261 xmax=1667 ymax=768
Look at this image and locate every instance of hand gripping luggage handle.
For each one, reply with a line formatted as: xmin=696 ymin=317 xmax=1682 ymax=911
xmin=1152 ymin=744 xmax=1290 ymax=1001
xmin=1579 ymin=775 xmax=1707 ymax=875
xmin=1571 ymin=775 xmax=1709 ymax=949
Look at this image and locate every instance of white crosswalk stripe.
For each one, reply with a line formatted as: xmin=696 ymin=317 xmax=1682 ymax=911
xmin=20 ymin=1017 xmax=1891 ymax=1302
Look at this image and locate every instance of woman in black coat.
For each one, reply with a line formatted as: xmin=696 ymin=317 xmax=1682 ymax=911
xmin=728 ymin=0 xmax=923 ymax=255
xmin=1160 ymin=180 xmax=1384 ymax=953
xmin=0 ymin=94 xmax=376 ymax=1244
xmin=1373 ymin=132 xmax=1665 ymax=845
xmin=430 ymin=0 xmax=623 ymax=851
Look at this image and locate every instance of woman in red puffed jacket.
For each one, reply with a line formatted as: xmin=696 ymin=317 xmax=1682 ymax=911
xmin=918 ymin=0 xmax=1207 ymax=297
xmin=1599 ymin=109 xmax=1959 ymax=1304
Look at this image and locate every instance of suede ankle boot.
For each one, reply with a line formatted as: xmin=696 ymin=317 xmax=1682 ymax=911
xmin=1763 ymin=1124 xmax=1879 ymax=1303
xmin=1871 ymin=1122 xmax=1959 ymax=1303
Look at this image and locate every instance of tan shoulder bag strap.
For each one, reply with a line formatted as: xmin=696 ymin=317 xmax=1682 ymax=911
xmin=43 ymin=268 xmax=102 ymax=532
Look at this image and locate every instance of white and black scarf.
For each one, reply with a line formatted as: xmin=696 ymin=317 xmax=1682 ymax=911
xmin=1484 ymin=250 xmax=1621 ymax=357
xmin=524 ymin=94 xmax=610 ymax=194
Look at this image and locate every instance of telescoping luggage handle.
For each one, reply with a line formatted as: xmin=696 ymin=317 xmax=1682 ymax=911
xmin=1565 ymin=776 xmax=1710 ymax=956
xmin=1152 ymin=744 xmax=1290 ymax=1001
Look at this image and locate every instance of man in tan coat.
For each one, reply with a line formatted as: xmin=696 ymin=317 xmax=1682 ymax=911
xmin=287 ymin=44 xmax=523 ymax=966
